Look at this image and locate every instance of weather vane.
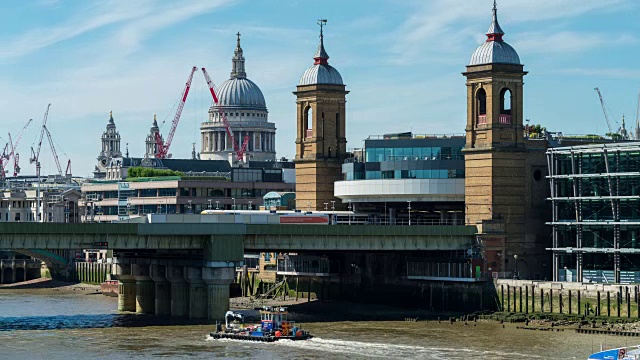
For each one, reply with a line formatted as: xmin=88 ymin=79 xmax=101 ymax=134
xmin=317 ymin=19 xmax=327 ymax=36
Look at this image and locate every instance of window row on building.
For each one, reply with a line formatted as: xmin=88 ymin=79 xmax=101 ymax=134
xmin=359 ymin=169 xmax=465 ymax=180
xmin=365 ymin=146 xmax=464 ymax=162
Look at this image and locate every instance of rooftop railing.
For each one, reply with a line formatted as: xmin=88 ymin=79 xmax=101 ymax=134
xmin=367 ymin=134 xmax=465 ymax=140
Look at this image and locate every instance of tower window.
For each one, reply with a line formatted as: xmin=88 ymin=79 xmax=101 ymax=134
xmin=499 ymin=88 xmax=512 ymax=124
xmin=304 ymin=106 xmax=313 ymax=138
xmin=476 ymin=88 xmax=487 ymax=125
xmin=500 ymin=88 xmax=512 ymax=115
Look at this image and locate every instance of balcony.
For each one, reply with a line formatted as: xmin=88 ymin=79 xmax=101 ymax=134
xmin=499 ymin=114 xmax=511 ymax=124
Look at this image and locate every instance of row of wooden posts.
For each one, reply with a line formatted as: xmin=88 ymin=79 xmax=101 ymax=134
xmin=500 ymin=284 xmax=640 ymax=318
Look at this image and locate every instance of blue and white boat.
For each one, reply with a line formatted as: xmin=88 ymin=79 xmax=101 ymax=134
xmin=588 ymin=346 xmax=640 ymax=360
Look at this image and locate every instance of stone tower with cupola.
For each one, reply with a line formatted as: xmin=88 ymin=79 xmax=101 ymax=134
xmin=463 ymin=2 xmax=549 ymax=279
xmin=294 ymin=20 xmax=348 ymax=210
xmin=97 ymin=111 xmax=122 ymax=171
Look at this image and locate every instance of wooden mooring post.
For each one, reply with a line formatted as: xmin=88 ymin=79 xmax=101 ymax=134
xmin=525 ymin=286 xmax=529 ymax=314
xmin=501 ymin=285 xmax=504 ymax=312
xmin=519 ymin=287 xmax=523 ymax=312
xmin=550 ymin=289 xmax=553 ymax=314
xmin=559 ymin=291 xmax=563 ymax=314
xmin=531 ymin=286 xmax=535 ymax=313
xmin=607 ymin=291 xmax=611 ymax=317
xmin=568 ymin=290 xmax=572 ymax=315
xmin=578 ymin=290 xmax=581 ymax=316
xmin=627 ymin=292 xmax=631 ymax=318
xmin=597 ymin=291 xmax=601 ymax=316
xmin=540 ymin=288 xmax=544 ymax=313
xmin=513 ymin=286 xmax=517 ymax=312
xmin=507 ymin=285 xmax=511 ymax=312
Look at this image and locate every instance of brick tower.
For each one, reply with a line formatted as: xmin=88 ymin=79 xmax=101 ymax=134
xmin=294 ymin=20 xmax=348 ymax=211
xmin=463 ymin=2 xmax=532 ymax=277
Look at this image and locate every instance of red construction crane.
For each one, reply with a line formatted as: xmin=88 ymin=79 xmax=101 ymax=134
xmin=154 ymin=66 xmax=198 ymax=159
xmin=201 ymin=67 xmax=250 ymax=162
xmin=8 ymin=118 xmax=33 ymax=177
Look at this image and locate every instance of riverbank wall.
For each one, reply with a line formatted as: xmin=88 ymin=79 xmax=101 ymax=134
xmin=70 ymin=262 xmax=111 ymax=285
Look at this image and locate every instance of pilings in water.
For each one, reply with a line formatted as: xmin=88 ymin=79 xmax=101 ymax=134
xmin=495 ymin=280 xmax=640 ymax=319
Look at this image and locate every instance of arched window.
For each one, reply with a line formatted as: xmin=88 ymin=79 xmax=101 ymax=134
xmin=499 ymin=88 xmax=512 ymax=124
xmin=304 ymin=106 xmax=313 ymax=138
xmin=476 ymin=88 xmax=487 ymax=125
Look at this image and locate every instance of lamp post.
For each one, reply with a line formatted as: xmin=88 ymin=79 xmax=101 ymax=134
xmin=248 ymin=200 xmax=252 ymax=210
xmin=188 ymin=200 xmax=192 ymax=214
xmin=215 ymin=201 xmax=220 ymax=210
xmin=324 ymin=203 xmax=328 ymax=211
xmin=232 ymin=197 xmax=236 ymax=211
xmin=348 ymin=200 xmax=352 ymax=225
xmin=564 ymin=266 xmax=568 ymax=282
xmin=407 ymin=201 xmax=412 ymax=226
xmin=513 ymin=254 xmax=519 ymax=280
xmin=208 ymin=199 xmax=212 ymax=210
xmin=331 ymin=201 xmax=335 ymax=211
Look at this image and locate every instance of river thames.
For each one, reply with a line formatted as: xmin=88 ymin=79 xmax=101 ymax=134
xmin=0 ymin=289 xmax=636 ymax=359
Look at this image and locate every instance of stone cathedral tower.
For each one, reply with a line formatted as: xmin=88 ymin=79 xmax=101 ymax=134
xmin=294 ymin=20 xmax=348 ymax=210
xmin=97 ymin=111 xmax=122 ymax=170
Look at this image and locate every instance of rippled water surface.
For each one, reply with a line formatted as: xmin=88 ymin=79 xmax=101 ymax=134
xmin=0 ymin=290 xmax=637 ymax=359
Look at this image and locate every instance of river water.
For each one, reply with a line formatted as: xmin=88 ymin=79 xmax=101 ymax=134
xmin=0 ymin=289 xmax=636 ymax=359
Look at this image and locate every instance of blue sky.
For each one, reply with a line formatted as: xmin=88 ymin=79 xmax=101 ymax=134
xmin=1 ymin=0 xmax=639 ymax=176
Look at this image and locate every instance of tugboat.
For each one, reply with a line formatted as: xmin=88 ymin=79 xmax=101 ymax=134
xmin=210 ymin=306 xmax=312 ymax=342
xmin=588 ymin=345 xmax=640 ymax=359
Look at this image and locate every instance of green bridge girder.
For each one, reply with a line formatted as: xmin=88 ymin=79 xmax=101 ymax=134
xmin=0 ymin=223 xmax=477 ymax=253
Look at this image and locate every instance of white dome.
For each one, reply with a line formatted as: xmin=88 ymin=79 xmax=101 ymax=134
xmin=299 ymin=64 xmax=343 ymax=86
xmin=215 ymin=77 xmax=266 ymax=110
xmin=469 ymin=41 xmax=520 ymax=66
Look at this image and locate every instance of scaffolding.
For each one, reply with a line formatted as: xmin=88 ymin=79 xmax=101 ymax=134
xmin=547 ymin=142 xmax=640 ymax=283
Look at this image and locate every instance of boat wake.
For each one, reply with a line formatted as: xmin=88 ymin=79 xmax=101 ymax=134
xmin=272 ymin=338 xmax=544 ymax=359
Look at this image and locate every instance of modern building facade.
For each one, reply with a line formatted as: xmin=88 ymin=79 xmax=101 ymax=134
xmin=547 ymin=142 xmax=640 ymax=283
xmin=294 ymin=23 xmax=348 ymax=211
xmin=80 ymin=170 xmax=294 ymax=222
xmin=335 ymin=132 xmax=465 ymax=224
xmin=200 ymin=33 xmax=277 ymax=164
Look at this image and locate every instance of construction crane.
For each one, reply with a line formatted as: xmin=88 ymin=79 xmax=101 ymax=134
xmin=7 ymin=118 xmax=33 ymax=177
xmin=43 ymin=126 xmax=62 ymax=175
xmin=201 ymin=67 xmax=250 ymax=162
xmin=30 ymin=104 xmax=51 ymax=223
xmin=594 ymin=87 xmax=614 ymax=134
xmin=0 ymin=141 xmax=9 ymax=181
xmin=635 ymin=92 xmax=640 ymax=140
xmin=154 ymin=66 xmax=198 ymax=159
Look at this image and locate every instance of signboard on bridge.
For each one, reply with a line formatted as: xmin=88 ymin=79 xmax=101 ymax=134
xmin=279 ymin=215 xmax=329 ymax=225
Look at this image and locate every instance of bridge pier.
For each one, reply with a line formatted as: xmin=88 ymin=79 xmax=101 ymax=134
xmin=132 ymin=264 xmax=155 ymax=314
xmin=114 ymin=263 xmax=136 ymax=312
xmin=167 ymin=265 xmax=189 ymax=317
xmin=203 ymin=267 xmax=234 ymax=320
xmin=150 ymin=264 xmax=171 ymax=316
xmin=186 ymin=267 xmax=207 ymax=319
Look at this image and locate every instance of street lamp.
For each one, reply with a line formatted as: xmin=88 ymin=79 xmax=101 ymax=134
xmin=324 ymin=203 xmax=328 ymax=211
xmin=188 ymin=200 xmax=192 ymax=214
xmin=331 ymin=201 xmax=335 ymax=211
xmin=215 ymin=201 xmax=220 ymax=210
xmin=348 ymin=200 xmax=352 ymax=225
xmin=407 ymin=201 xmax=412 ymax=226
xmin=564 ymin=266 xmax=568 ymax=282
xmin=208 ymin=199 xmax=212 ymax=210
xmin=513 ymin=254 xmax=519 ymax=280
xmin=248 ymin=200 xmax=252 ymax=210
xmin=232 ymin=197 xmax=236 ymax=211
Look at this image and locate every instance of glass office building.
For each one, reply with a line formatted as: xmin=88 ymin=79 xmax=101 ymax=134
xmin=336 ymin=133 xmax=466 ymax=224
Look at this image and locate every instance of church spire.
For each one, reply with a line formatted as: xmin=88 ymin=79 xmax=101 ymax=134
xmin=486 ymin=0 xmax=505 ymax=42
xmin=108 ymin=111 xmax=115 ymax=126
xmin=313 ymin=19 xmax=329 ymax=65
xmin=231 ymin=32 xmax=247 ymax=79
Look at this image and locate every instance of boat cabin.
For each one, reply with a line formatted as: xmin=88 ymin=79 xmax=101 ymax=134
xmin=260 ymin=307 xmax=290 ymax=332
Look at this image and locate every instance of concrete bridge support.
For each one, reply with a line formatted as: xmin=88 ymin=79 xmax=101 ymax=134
xmin=150 ymin=264 xmax=171 ymax=316
xmin=132 ymin=264 xmax=155 ymax=314
xmin=186 ymin=267 xmax=207 ymax=319
xmin=114 ymin=263 xmax=136 ymax=312
xmin=203 ymin=267 xmax=234 ymax=320
xmin=167 ymin=265 xmax=189 ymax=317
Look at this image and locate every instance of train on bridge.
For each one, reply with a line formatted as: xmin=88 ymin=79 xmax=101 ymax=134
xmin=198 ymin=209 xmax=370 ymax=225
